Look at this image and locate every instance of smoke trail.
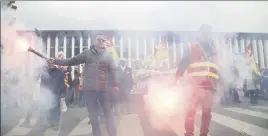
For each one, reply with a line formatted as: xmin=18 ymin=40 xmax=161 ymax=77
xmin=1 ymin=5 xmax=55 ymax=119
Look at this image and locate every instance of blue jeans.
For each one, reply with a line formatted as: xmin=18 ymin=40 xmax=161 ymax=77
xmin=84 ymin=91 xmax=116 ymax=136
xmin=48 ymin=102 xmax=61 ymax=126
xmin=78 ymin=91 xmax=86 ymax=106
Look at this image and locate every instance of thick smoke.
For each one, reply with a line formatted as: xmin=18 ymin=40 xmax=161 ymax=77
xmin=1 ymin=1 xmax=266 ymax=133
xmin=1 ymin=6 xmax=55 ymax=117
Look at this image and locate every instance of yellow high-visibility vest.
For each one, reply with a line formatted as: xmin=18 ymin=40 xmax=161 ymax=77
xmin=188 ymin=62 xmax=219 ymax=79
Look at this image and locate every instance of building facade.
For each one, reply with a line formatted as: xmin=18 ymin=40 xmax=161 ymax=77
xmin=19 ymin=30 xmax=268 ymax=73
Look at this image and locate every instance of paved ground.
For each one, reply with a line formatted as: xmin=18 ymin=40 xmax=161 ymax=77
xmin=1 ymin=96 xmax=268 ymax=136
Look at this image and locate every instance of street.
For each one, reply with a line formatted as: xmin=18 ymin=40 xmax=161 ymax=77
xmin=1 ymin=96 xmax=268 ymax=136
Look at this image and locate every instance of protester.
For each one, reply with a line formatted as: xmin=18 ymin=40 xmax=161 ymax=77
xmin=65 ymin=66 xmax=74 ymax=105
xmin=47 ymin=34 xmax=118 ymax=136
xmin=116 ymin=59 xmax=133 ymax=114
xmin=39 ymin=61 xmax=66 ymax=131
xmin=108 ymin=68 xmax=117 ymax=115
xmin=247 ymin=71 xmax=260 ymax=104
xmin=73 ymin=69 xmax=83 ymax=106
xmin=175 ymin=24 xmax=222 ymax=136
xmin=230 ymin=62 xmax=242 ymax=103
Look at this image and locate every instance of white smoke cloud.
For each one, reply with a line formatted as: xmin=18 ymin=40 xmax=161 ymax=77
xmin=13 ymin=1 xmax=268 ymax=32
xmin=1 ymin=1 xmax=266 ymax=132
xmin=1 ymin=5 xmax=54 ymax=119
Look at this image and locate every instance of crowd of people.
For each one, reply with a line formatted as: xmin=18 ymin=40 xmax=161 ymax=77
xmin=13 ymin=34 xmax=134 ymax=136
xmin=1 ymin=25 xmax=263 ymax=136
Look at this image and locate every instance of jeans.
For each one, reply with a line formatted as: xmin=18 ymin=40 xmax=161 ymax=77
xmin=39 ymin=102 xmax=61 ymax=127
xmin=66 ymin=88 xmax=74 ymax=105
xmin=84 ymin=91 xmax=116 ymax=136
xmin=78 ymin=91 xmax=86 ymax=106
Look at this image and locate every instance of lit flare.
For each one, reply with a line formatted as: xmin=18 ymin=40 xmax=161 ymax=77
xmin=17 ymin=38 xmax=30 ymax=51
xmin=16 ymin=38 xmax=48 ymax=60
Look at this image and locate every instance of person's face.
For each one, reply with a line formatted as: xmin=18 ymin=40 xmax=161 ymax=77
xmin=95 ymin=35 xmax=106 ymax=49
xmin=74 ymin=70 xmax=78 ymax=75
xmin=47 ymin=62 xmax=55 ymax=69
xmin=67 ymin=67 xmax=72 ymax=72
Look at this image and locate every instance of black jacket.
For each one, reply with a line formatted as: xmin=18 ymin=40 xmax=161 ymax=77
xmin=116 ymin=67 xmax=133 ymax=91
xmin=55 ymin=45 xmax=117 ymax=91
xmin=40 ymin=67 xmax=66 ymax=102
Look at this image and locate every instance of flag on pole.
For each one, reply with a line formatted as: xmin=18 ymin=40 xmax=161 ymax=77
xmin=245 ymin=43 xmax=261 ymax=76
xmin=104 ymin=36 xmax=119 ymax=60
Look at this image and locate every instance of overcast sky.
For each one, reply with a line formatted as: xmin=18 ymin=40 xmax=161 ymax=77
xmin=3 ymin=1 xmax=268 ymax=32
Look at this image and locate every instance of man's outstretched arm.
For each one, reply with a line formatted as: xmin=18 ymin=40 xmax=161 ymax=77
xmin=176 ymin=45 xmax=191 ymax=79
xmin=54 ymin=50 xmax=88 ymax=66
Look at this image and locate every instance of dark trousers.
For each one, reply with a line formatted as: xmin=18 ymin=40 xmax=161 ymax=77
xmin=66 ymin=88 xmax=74 ymax=105
xmin=249 ymin=90 xmax=259 ymax=104
xmin=84 ymin=91 xmax=116 ymax=136
xmin=114 ymin=89 xmax=130 ymax=113
xmin=48 ymin=103 xmax=61 ymax=126
xmin=78 ymin=91 xmax=86 ymax=106
xmin=39 ymin=102 xmax=61 ymax=127
xmin=230 ymin=88 xmax=240 ymax=102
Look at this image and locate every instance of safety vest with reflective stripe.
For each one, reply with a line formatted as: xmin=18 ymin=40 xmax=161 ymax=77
xmin=65 ymin=72 xmax=70 ymax=88
xmin=186 ymin=42 xmax=219 ymax=89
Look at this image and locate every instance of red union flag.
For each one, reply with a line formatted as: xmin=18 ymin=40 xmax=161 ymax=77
xmin=244 ymin=43 xmax=261 ymax=76
xmin=104 ymin=36 xmax=114 ymax=48
xmin=103 ymin=36 xmax=119 ymax=60
xmin=245 ymin=43 xmax=253 ymax=57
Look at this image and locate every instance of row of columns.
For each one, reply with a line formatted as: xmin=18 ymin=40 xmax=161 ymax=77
xmin=44 ymin=35 xmax=268 ymax=75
